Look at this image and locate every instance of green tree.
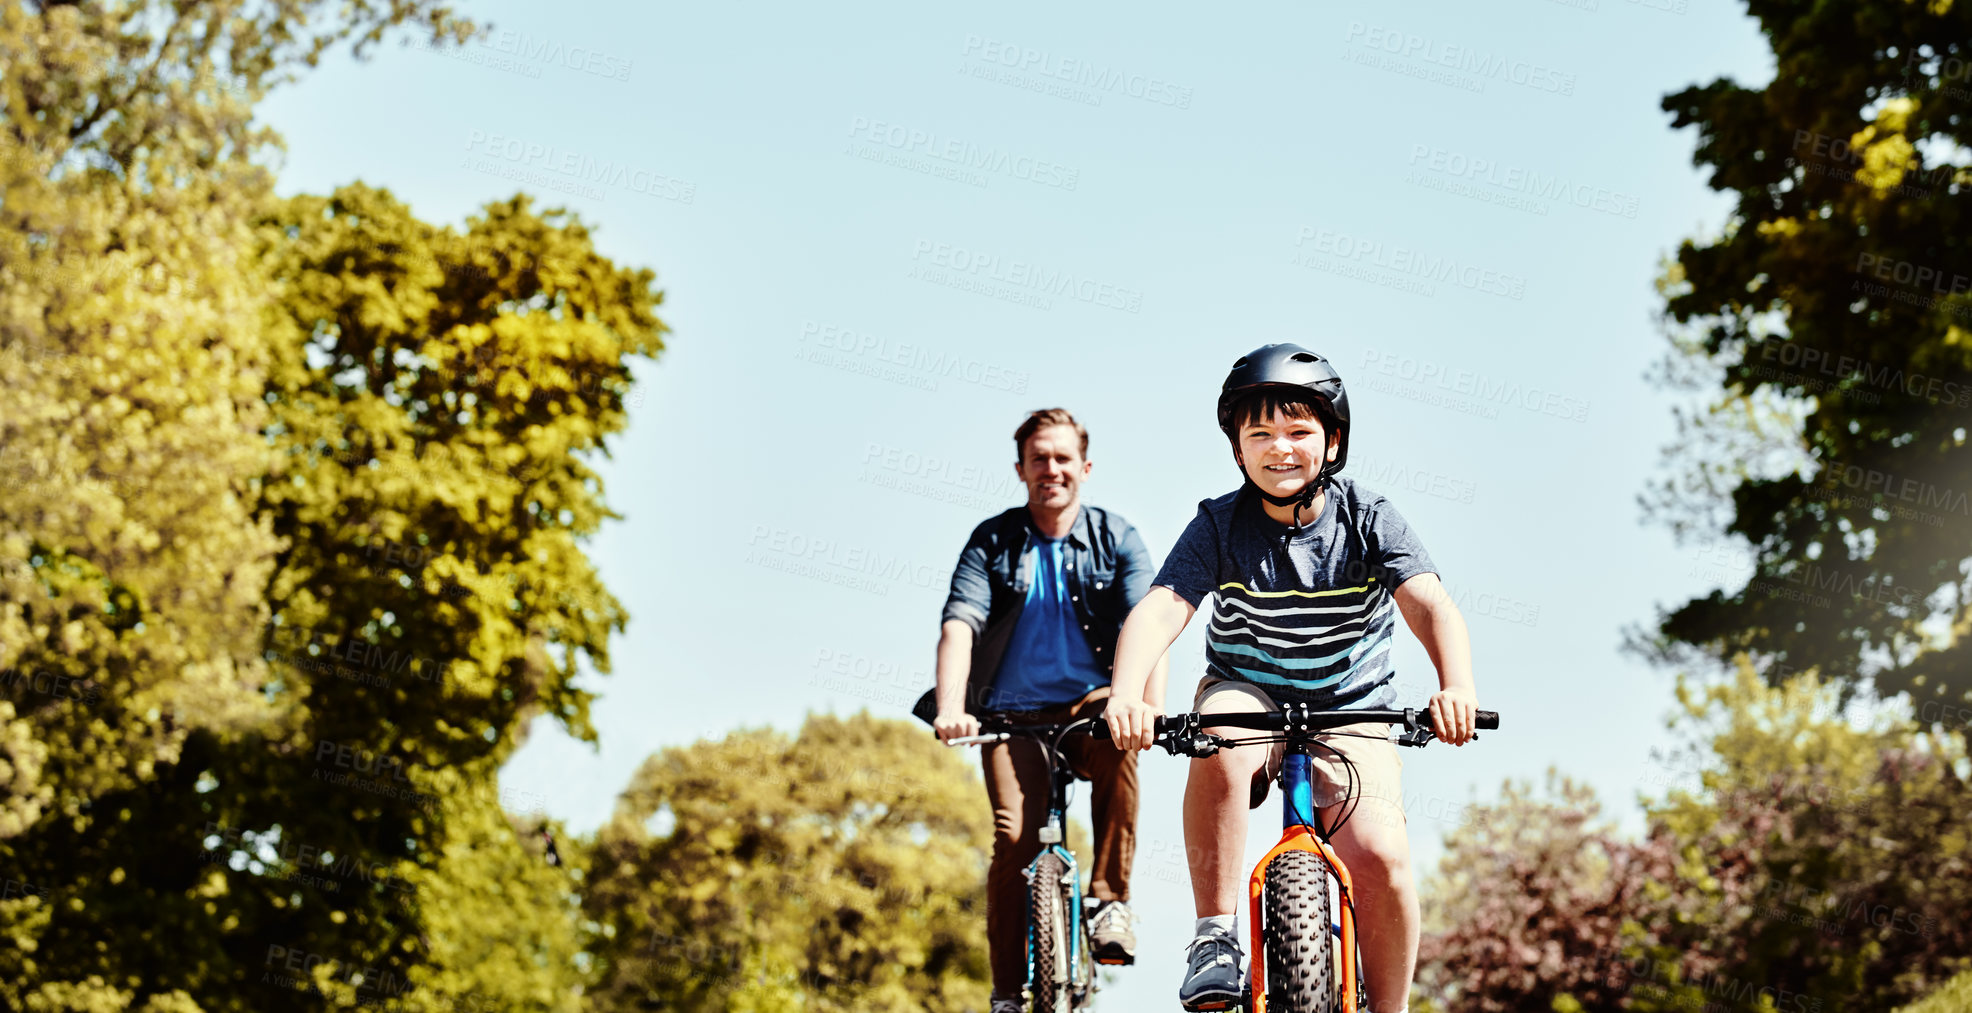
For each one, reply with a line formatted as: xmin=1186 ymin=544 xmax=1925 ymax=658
xmin=1418 ymin=663 xmax=1972 ymax=1013
xmin=1637 ymin=665 xmax=1971 ymax=1012
xmin=3 ymin=173 xmax=664 ymax=1007
xmin=1414 ymin=774 xmax=1675 ymax=1013
xmin=1897 ymin=970 xmax=1972 ymax=1013
xmin=4 ymin=2 xmax=467 ymax=1009
xmin=1645 ymin=0 xmax=1972 ymax=715
xmin=582 ymin=713 xmax=994 ymax=1013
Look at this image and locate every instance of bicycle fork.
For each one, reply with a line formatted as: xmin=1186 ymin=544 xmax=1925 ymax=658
xmin=1024 ymin=808 xmax=1086 ymax=999
xmin=1246 ymin=751 xmax=1360 ymax=1013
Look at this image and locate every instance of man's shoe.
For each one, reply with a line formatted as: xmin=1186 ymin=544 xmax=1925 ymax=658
xmin=989 ymin=997 xmax=1025 ymax=1013
xmin=1087 ymin=899 xmax=1137 ymax=965
xmin=1177 ymin=929 xmax=1245 ymax=1012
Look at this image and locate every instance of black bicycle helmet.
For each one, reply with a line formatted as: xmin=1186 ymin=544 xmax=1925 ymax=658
xmin=1216 ymin=344 xmax=1351 ymax=521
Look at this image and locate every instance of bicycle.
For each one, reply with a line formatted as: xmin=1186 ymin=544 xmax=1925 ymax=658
xmin=1096 ymin=702 xmax=1499 ymax=1013
xmin=914 ymin=702 xmax=1118 ymax=1013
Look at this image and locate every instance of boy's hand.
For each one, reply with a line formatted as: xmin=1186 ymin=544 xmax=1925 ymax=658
xmin=934 ymin=711 xmax=981 ymax=744
xmin=1104 ymin=697 xmax=1161 ymax=751
xmin=1428 ymin=688 xmax=1478 ymax=746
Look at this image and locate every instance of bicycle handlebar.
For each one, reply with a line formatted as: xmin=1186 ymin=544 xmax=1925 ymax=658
xmin=1089 ymin=704 xmax=1499 ymax=753
xmin=1130 ymin=707 xmax=1499 ymax=735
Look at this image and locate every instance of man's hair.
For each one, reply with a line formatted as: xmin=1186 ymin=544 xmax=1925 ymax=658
xmin=1227 ymin=388 xmax=1338 ymax=440
xmin=1014 ymin=408 xmax=1089 ymax=461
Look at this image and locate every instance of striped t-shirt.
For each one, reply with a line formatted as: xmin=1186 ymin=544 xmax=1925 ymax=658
xmin=1153 ymin=477 xmax=1437 ymax=709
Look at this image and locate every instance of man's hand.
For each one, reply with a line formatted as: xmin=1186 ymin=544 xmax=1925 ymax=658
xmin=934 ymin=711 xmax=981 ymax=745
xmin=1427 ymin=687 xmax=1478 ymax=746
xmin=1104 ymin=697 xmax=1161 ymax=752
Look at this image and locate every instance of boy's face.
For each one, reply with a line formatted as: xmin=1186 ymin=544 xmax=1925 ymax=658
xmin=1234 ymin=407 xmax=1338 ymax=498
xmin=1015 ymin=425 xmax=1090 ymax=511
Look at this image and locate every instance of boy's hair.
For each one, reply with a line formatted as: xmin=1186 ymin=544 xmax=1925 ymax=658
xmin=1226 ymin=388 xmax=1339 ymax=440
xmin=1014 ymin=408 xmax=1089 ymax=461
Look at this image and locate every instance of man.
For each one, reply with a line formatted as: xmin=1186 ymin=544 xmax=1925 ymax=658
xmin=928 ymin=408 xmax=1167 ymax=1013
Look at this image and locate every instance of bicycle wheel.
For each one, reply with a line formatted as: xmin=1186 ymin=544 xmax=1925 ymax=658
xmin=1028 ymin=852 xmax=1073 ymax=1013
xmin=1262 ymin=849 xmax=1339 ymax=1013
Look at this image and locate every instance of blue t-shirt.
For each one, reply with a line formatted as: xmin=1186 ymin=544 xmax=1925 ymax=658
xmin=985 ymin=536 xmax=1108 ymax=710
xmin=1153 ymin=477 xmax=1437 ymax=709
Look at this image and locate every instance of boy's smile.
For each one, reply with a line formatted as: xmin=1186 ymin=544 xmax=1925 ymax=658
xmin=1237 ymin=410 xmax=1336 ymax=499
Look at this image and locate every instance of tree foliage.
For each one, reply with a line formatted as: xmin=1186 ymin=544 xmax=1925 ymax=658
xmin=1646 ymin=0 xmax=1972 ymax=714
xmin=0 ymin=4 xmax=668 ymax=1005
xmin=1897 ymin=970 xmax=1972 ymax=1013
xmin=1415 ymin=774 xmax=1676 ymax=1013
xmin=3 ymin=177 xmax=663 ymax=1010
xmin=581 ymin=713 xmax=994 ymax=1013
xmin=1419 ymin=663 xmax=1972 ymax=1013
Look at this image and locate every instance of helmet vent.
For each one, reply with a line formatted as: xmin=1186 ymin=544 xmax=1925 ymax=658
xmin=1291 ymin=352 xmax=1317 ymax=363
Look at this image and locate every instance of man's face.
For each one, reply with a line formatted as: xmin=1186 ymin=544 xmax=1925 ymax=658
xmin=1235 ymin=408 xmax=1337 ymax=498
xmin=1015 ymin=425 xmax=1090 ymax=510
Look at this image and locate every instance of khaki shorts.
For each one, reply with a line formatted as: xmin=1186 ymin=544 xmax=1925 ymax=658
xmin=1194 ymin=677 xmax=1404 ymax=813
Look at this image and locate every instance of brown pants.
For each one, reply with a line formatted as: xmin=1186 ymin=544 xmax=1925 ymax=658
xmin=980 ymin=686 xmax=1138 ymax=997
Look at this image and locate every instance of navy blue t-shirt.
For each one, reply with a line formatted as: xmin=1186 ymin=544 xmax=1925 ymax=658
xmin=1153 ymin=477 xmax=1437 ymax=709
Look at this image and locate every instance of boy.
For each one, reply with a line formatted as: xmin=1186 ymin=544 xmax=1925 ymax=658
xmin=1103 ymin=344 xmax=1479 ymax=1013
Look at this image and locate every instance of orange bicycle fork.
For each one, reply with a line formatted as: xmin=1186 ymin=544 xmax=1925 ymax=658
xmin=1244 ymin=751 xmax=1358 ymax=1013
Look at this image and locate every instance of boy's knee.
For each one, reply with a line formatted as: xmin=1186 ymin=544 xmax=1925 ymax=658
xmin=1193 ymin=749 xmax=1265 ymax=787
xmin=1350 ymin=832 xmax=1413 ymax=884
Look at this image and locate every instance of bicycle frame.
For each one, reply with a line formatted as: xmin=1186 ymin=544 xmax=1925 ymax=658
xmin=1246 ymin=749 xmax=1358 ymax=1013
xmin=1105 ymin=703 xmax=1496 ymax=1013
xmin=1025 ymin=747 xmax=1089 ymax=997
xmin=941 ymin=716 xmax=1100 ymax=1010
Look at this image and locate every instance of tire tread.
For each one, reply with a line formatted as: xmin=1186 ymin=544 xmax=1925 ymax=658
xmin=1262 ymin=849 xmax=1338 ymax=1013
xmin=1028 ymin=853 xmax=1071 ymax=1012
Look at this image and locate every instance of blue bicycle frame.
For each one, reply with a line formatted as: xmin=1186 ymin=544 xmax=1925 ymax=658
xmin=1025 ymin=804 xmax=1086 ymax=988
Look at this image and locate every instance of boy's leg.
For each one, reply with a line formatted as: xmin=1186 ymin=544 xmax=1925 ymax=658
xmin=980 ymin=733 xmax=1053 ymax=999
xmin=1312 ymin=725 xmax=1416 ymax=1013
xmin=1183 ymin=680 xmax=1279 ymax=917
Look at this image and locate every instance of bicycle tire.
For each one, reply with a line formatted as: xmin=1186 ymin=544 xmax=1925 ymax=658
xmin=1028 ymin=852 xmax=1073 ymax=1012
xmin=1262 ymin=849 xmax=1339 ymax=1013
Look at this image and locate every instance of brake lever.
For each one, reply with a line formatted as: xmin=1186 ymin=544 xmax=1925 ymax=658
xmin=1390 ymin=724 xmax=1480 ymax=748
xmin=1393 ymin=726 xmax=1433 ymax=748
xmin=1159 ymin=731 xmax=1234 ymax=758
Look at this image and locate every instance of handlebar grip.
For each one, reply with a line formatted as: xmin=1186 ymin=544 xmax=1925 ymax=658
xmin=1089 ymin=716 xmax=1186 ymax=739
xmin=1476 ymin=710 xmax=1499 ymax=730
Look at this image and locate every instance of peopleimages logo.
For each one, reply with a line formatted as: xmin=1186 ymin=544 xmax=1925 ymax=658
xmin=1407 ymin=144 xmax=1640 ymax=219
xmin=796 ymin=320 xmax=1031 ymax=394
xmin=1757 ymin=341 xmax=1972 ymax=408
xmin=910 ymin=239 xmax=1143 ymax=312
xmin=1294 ymin=226 xmax=1526 ymax=300
xmin=480 ymin=30 xmax=635 ymax=81
xmin=1360 ymin=350 xmax=1590 ymax=423
xmin=1818 ymin=463 xmax=1970 ymax=518
xmin=860 ymin=441 xmax=1024 ymax=512
xmin=958 ymin=34 xmax=1194 ymax=109
xmin=462 ymin=130 xmax=697 ymax=204
xmin=743 ymin=524 xmax=945 ymax=597
xmin=1853 ymin=253 xmax=1972 ymax=298
xmin=1343 ymin=22 xmax=1577 ymax=96
xmin=845 ymin=117 xmax=1081 ymax=190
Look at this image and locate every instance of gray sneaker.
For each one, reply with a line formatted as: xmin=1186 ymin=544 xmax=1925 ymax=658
xmin=989 ymin=997 xmax=1025 ymax=1013
xmin=1178 ymin=930 xmax=1245 ymax=1011
xmin=1087 ymin=899 xmax=1136 ymax=965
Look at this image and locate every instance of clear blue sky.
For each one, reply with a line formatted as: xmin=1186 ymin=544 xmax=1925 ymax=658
xmin=261 ymin=1 xmax=1773 ymax=1005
